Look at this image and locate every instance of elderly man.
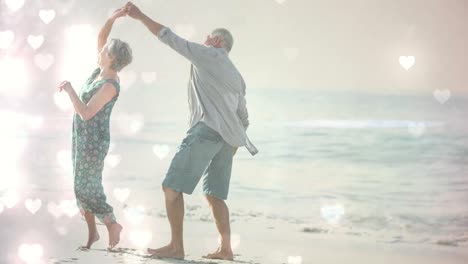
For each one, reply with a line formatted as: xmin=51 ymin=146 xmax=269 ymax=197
xmin=124 ymin=1 xmax=258 ymax=261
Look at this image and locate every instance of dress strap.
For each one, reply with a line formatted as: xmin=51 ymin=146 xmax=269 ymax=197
xmin=86 ymin=67 xmax=101 ymax=84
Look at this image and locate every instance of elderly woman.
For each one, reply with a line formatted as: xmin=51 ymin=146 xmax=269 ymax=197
xmin=58 ymin=8 xmax=132 ymax=249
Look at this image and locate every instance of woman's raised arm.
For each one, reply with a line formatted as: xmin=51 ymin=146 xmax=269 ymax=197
xmin=97 ymin=8 xmax=128 ymax=53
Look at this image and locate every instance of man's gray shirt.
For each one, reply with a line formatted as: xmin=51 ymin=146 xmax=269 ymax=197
xmin=157 ymin=27 xmax=258 ymax=156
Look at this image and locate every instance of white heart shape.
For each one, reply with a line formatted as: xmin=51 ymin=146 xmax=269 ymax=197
xmin=399 ymin=56 xmax=415 ymax=71
xmin=129 ymin=230 xmax=152 ymax=248
xmin=320 ymin=203 xmax=345 ymax=224
xmin=113 ymin=188 xmax=130 ymax=203
xmin=433 ymin=89 xmax=451 ymax=104
xmin=0 ymin=30 xmax=15 ymax=49
xmin=53 ymin=92 xmax=72 ymax=111
xmin=284 ymin=47 xmax=299 ymax=61
xmin=175 ymin=24 xmax=196 ymax=40
xmin=408 ymin=122 xmax=426 ymax=137
xmin=130 ymin=118 xmax=144 ymax=133
xmin=18 ymin=243 xmax=43 ymax=263
xmin=124 ymin=205 xmax=145 ymax=225
xmin=47 ymin=202 xmax=63 ymax=218
xmin=0 ymin=189 xmax=19 ymax=209
xmin=105 ymin=154 xmax=121 ymax=169
xmin=153 ymin=144 xmax=170 ymax=160
xmin=117 ymin=113 xmax=145 ymax=135
xmin=27 ymin=35 xmax=44 ymax=50
xmin=34 ymin=53 xmax=54 ymax=71
xmin=119 ymin=70 xmax=137 ymax=90
xmin=25 ymin=198 xmax=42 ymax=214
xmin=141 ymin=71 xmax=157 ymax=84
xmin=39 ymin=9 xmax=56 ymax=24
xmin=288 ymin=256 xmax=302 ymax=264
xmin=60 ymin=199 xmax=79 ymax=218
xmin=5 ymin=0 xmax=25 ymax=12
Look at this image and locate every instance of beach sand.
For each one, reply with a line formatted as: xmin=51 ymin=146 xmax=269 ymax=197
xmin=4 ymin=204 xmax=467 ymax=264
xmin=43 ymin=222 xmax=468 ymax=264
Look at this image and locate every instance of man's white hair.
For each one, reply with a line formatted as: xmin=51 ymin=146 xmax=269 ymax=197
xmin=107 ymin=38 xmax=133 ymax=72
xmin=211 ymin=28 xmax=234 ymax=52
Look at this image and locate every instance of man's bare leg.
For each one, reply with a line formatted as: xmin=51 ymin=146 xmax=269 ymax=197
xmin=147 ymin=187 xmax=185 ymax=259
xmin=202 ymin=195 xmax=234 ymax=261
xmin=82 ymin=211 xmax=100 ymax=249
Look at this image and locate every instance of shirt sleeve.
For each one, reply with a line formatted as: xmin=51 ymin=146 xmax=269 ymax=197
xmin=157 ymin=27 xmax=214 ymax=67
xmin=236 ymin=78 xmax=250 ymax=130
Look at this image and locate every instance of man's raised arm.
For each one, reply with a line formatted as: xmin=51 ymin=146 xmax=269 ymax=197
xmin=125 ymin=2 xmax=164 ymax=36
xmin=125 ymin=2 xmax=212 ymax=66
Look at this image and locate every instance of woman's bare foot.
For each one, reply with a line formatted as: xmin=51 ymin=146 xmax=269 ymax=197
xmin=107 ymin=223 xmax=123 ymax=249
xmin=147 ymin=244 xmax=185 ymax=260
xmin=202 ymin=247 xmax=234 ymax=261
xmin=81 ymin=231 xmax=100 ymax=249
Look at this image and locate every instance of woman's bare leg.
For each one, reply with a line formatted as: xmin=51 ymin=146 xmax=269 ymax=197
xmin=83 ymin=211 xmax=100 ymax=249
xmin=105 ymin=220 xmax=123 ymax=249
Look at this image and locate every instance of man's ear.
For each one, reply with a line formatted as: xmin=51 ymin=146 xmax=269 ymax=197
xmin=214 ymin=36 xmax=221 ymax=46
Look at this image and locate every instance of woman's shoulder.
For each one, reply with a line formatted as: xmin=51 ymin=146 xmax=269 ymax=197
xmin=101 ymin=79 xmax=121 ymax=95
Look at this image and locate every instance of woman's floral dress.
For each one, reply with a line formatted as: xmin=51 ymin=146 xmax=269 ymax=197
xmin=72 ymin=68 xmax=120 ymax=224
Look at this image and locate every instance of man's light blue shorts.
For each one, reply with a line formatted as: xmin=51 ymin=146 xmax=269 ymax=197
xmin=162 ymin=121 xmax=235 ymax=200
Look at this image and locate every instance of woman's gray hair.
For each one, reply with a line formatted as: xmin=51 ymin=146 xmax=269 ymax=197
xmin=107 ymin=38 xmax=133 ymax=72
xmin=211 ymin=28 xmax=234 ymax=52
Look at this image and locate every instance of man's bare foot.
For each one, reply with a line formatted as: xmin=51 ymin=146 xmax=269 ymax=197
xmin=81 ymin=231 xmax=100 ymax=249
xmin=147 ymin=244 xmax=185 ymax=260
xmin=108 ymin=223 xmax=123 ymax=249
xmin=202 ymin=247 xmax=234 ymax=261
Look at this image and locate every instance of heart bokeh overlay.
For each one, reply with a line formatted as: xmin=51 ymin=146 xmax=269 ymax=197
xmin=1 ymin=0 xmax=466 ymax=263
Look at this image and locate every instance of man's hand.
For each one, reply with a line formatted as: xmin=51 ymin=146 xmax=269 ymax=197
xmin=109 ymin=7 xmax=128 ymax=21
xmin=125 ymin=2 xmax=144 ymax=20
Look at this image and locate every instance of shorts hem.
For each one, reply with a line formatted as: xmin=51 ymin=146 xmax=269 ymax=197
xmin=162 ymin=181 xmax=194 ymax=195
xmin=203 ymin=190 xmax=228 ymax=200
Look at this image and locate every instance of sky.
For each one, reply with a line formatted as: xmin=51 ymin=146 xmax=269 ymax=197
xmin=0 ymin=0 xmax=467 ymax=99
xmin=108 ymin=0 xmax=468 ymax=94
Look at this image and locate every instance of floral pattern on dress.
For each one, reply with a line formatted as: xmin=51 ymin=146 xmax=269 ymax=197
xmin=72 ymin=68 xmax=120 ymax=224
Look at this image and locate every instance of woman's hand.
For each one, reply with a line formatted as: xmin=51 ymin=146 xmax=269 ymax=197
xmin=125 ymin=2 xmax=144 ymax=20
xmin=58 ymin=81 xmax=73 ymax=93
xmin=109 ymin=7 xmax=128 ymax=21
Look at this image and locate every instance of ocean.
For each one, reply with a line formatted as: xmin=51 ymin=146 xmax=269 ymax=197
xmin=1 ymin=87 xmax=468 ymax=249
